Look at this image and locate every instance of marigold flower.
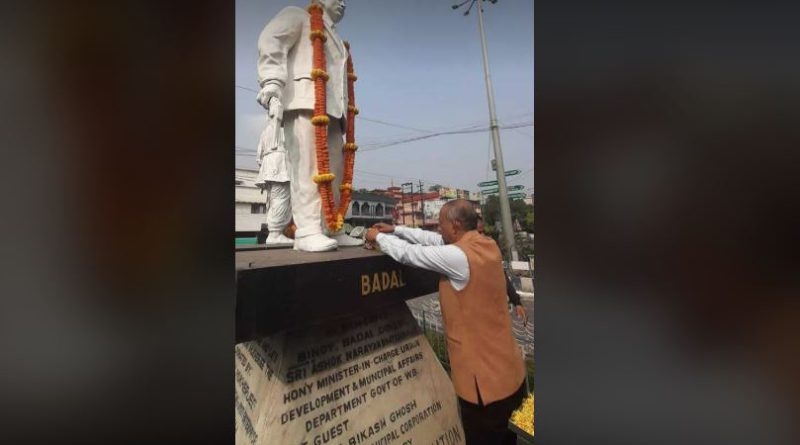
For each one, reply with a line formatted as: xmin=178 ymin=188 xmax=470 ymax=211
xmin=307 ymin=6 xmax=357 ymax=229
xmin=311 ymin=115 xmax=330 ymax=126
xmin=309 ymin=29 xmax=327 ymax=42
xmin=313 ymin=173 xmax=335 ymax=184
xmin=311 ymin=68 xmax=329 ymax=81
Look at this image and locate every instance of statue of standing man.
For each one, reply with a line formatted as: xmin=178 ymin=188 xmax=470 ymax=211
xmin=256 ymin=0 xmax=363 ymax=252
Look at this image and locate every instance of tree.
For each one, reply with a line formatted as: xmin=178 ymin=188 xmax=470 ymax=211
xmin=482 ymin=195 xmax=533 ymax=231
xmin=428 ymin=184 xmax=443 ymax=192
xmin=481 ymin=195 xmax=534 ymax=259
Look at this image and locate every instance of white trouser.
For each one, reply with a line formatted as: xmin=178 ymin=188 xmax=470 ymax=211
xmin=283 ymin=110 xmax=344 ymax=238
xmin=264 ymin=182 xmax=291 ymax=233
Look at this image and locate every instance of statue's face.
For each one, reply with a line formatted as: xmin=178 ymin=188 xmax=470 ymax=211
xmin=320 ymin=0 xmax=345 ymax=23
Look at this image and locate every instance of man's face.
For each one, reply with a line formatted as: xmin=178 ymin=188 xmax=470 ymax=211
xmin=438 ymin=211 xmax=457 ymax=245
xmin=320 ymin=0 xmax=346 ymax=23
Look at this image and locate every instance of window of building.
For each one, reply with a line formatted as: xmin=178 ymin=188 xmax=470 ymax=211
xmin=251 ymin=203 xmax=267 ymax=214
xmin=375 ymin=203 xmax=384 ymax=216
xmin=361 ymin=202 xmax=371 ymax=216
xmin=352 ymin=201 xmax=360 ymax=216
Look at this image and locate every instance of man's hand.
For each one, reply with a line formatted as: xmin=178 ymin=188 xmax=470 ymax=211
xmin=256 ymin=83 xmax=282 ymax=110
xmin=372 ymin=222 xmax=395 ymax=233
xmin=365 ymin=227 xmax=380 ymax=242
xmin=514 ymin=305 xmax=528 ymax=327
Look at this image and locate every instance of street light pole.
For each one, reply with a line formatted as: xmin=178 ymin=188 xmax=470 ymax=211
xmin=475 ymin=0 xmax=518 ymax=261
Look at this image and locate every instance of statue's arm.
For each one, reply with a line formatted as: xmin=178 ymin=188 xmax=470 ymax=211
xmin=257 ymin=6 xmax=305 ymax=89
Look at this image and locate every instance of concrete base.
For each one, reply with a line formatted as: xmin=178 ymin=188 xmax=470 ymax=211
xmin=235 ymin=303 xmax=464 ymax=445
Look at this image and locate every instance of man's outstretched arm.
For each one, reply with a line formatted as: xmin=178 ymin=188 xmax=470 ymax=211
xmin=372 ymin=223 xmax=444 ymax=246
xmin=366 ymin=228 xmax=469 ymax=289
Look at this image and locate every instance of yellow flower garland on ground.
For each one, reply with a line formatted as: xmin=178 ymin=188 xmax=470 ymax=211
xmin=510 ymin=392 xmax=534 ymax=436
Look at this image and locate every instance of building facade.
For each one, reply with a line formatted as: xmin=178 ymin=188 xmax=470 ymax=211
xmin=236 ymin=169 xmax=487 ymax=235
xmin=394 ymin=191 xmax=481 ymax=229
xmin=346 ymin=191 xmax=397 ymax=227
xmin=235 ymin=168 xmax=267 ymax=235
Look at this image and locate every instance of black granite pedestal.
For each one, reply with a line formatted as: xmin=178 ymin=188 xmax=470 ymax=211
xmin=235 ymin=248 xmax=465 ymax=445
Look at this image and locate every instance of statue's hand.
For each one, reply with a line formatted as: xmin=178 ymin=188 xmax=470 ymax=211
xmin=268 ymin=97 xmax=284 ymax=120
xmin=256 ymin=83 xmax=282 ymax=110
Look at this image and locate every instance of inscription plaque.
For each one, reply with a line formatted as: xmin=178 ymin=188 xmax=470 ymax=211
xmin=235 ymin=303 xmax=464 ymax=445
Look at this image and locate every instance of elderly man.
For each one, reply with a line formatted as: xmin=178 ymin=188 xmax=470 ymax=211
xmin=257 ymin=0 xmax=362 ymax=252
xmin=367 ymin=200 xmax=527 ymax=445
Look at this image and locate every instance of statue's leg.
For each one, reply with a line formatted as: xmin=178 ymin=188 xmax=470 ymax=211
xmin=265 ymin=182 xmax=292 ymax=245
xmin=323 ymin=117 xmax=344 ymax=234
xmin=327 ymin=117 xmax=363 ymax=246
xmin=284 ymin=110 xmax=336 ymax=252
xmin=285 ymin=111 xmax=322 ymax=237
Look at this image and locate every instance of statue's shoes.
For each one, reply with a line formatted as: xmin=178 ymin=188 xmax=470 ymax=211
xmin=330 ymin=232 xmax=364 ymax=247
xmin=293 ymin=233 xmax=338 ymax=252
xmin=265 ymin=233 xmax=294 ymax=247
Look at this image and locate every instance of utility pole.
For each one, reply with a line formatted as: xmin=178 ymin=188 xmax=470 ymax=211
xmin=453 ymin=0 xmax=518 ymax=261
xmin=399 ymin=186 xmax=405 ymax=226
xmin=418 ymin=180 xmax=425 ymax=229
xmin=402 ymin=182 xmax=415 ymax=227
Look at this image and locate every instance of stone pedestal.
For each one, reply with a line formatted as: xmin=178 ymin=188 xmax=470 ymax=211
xmin=235 ymin=248 xmax=465 ymax=445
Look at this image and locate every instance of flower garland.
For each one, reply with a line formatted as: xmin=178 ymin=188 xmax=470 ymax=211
xmin=308 ymin=3 xmax=358 ymax=233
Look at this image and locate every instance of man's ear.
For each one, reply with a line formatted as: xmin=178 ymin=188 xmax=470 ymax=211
xmin=451 ymin=219 xmax=462 ymax=232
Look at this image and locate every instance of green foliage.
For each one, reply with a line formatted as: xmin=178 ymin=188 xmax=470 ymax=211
xmin=428 ymin=184 xmax=443 ymax=192
xmin=483 ymin=195 xmax=533 ymax=231
xmin=482 ymin=195 xmax=534 ymax=259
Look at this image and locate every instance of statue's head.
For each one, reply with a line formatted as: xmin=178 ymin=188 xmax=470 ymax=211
xmin=315 ymin=0 xmax=346 ymax=24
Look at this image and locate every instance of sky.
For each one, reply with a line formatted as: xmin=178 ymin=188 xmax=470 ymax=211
xmin=236 ymin=0 xmax=533 ymax=196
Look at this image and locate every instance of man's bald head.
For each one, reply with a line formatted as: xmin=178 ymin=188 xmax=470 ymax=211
xmin=438 ymin=199 xmax=478 ymax=244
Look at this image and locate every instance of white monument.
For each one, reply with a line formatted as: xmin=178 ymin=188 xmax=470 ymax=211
xmin=256 ymin=0 xmax=363 ymax=252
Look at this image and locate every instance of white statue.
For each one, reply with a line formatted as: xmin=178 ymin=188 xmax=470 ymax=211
xmin=257 ymin=0 xmax=363 ymax=252
xmin=255 ymin=97 xmax=293 ymax=247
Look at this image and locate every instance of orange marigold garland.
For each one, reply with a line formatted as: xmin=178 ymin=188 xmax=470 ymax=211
xmin=307 ymin=3 xmax=358 ymax=233
xmin=337 ymin=40 xmax=357 ymax=225
xmin=308 ymin=3 xmax=336 ymax=230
